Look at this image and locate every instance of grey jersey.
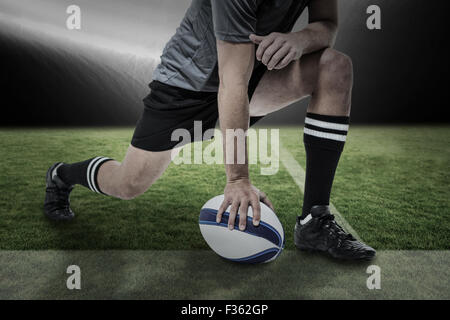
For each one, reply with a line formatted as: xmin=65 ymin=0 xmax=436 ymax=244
xmin=152 ymin=0 xmax=310 ymax=92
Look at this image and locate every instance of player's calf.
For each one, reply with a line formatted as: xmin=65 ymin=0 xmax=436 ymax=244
xmin=95 ymin=146 xmax=174 ymax=200
xmin=114 ymin=175 xmax=150 ymax=200
xmin=43 ymin=146 xmax=174 ymax=220
xmin=43 ymin=156 xmax=142 ymax=220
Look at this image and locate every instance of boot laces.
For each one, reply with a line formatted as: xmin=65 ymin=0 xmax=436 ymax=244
xmin=48 ymin=185 xmax=72 ymax=210
xmin=318 ymin=215 xmax=355 ymax=242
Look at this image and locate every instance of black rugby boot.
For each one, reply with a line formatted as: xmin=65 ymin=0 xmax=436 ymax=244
xmin=44 ymin=163 xmax=75 ymax=221
xmin=295 ymin=205 xmax=376 ymax=260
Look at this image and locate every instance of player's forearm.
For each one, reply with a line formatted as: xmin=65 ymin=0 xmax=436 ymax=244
xmin=294 ymin=20 xmax=338 ymax=54
xmin=218 ymin=84 xmax=250 ymax=183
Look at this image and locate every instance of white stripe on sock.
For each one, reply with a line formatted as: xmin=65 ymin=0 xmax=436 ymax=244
xmin=304 ymin=128 xmax=347 ymax=142
xmin=86 ymin=156 xmax=102 ymax=192
xmin=305 ymin=117 xmax=349 ymax=132
xmin=300 ymin=214 xmax=312 ymax=225
xmin=90 ymin=157 xmax=108 ymax=194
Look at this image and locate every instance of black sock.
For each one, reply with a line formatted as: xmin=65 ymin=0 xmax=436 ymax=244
xmin=300 ymin=113 xmax=349 ymax=220
xmin=56 ymin=157 xmax=113 ymax=194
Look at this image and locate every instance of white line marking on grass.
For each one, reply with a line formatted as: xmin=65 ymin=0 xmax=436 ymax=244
xmin=280 ymin=143 xmax=362 ymax=241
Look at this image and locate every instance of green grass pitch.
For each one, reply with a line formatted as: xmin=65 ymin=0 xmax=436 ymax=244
xmin=0 ymin=126 xmax=449 ymax=300
xmin=0 ymin=126 xmax=449 ymax=250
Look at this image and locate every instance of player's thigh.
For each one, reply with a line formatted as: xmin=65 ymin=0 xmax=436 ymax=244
xmin=118 ymin=144 xmax=181 ymax=187
xmin=249 ymin=50 xmax=322 ymax=116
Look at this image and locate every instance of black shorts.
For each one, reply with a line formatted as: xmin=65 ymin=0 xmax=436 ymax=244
xmin=131 ymin=64 xmax=267 ymax=152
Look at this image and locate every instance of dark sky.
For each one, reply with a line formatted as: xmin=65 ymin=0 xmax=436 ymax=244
xmin=0 ymin=0 xmax=449 ymax=125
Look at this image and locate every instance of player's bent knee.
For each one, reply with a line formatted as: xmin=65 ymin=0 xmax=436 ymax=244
xmin=320 ymin=49 xmax=353 ymax=73
xmin=319 ymin=49 xmax=353 ymax=90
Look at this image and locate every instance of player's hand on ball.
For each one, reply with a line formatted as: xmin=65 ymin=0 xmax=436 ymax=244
xmin=251 ymin=185 xmax=275 ymax=212
xmin=217 ymin=179 xmax=274 ymax=231
xmin=249 ymin=32 xmax=304 ymax=70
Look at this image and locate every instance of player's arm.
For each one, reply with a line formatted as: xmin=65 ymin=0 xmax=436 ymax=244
xmin=210 ymin=0 xmax=274 ymax=231
xmin=215 ymin=40 xmax=261 ymax=231
xmin=249 ymin=0 xmax=338 ymax=70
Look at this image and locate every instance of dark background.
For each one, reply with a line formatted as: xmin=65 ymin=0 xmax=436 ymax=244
xmin=0 ymin=0 xmax=449 ymax=126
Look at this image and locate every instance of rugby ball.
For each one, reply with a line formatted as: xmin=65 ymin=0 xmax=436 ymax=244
xmin=199 ymin=195 xmax=285 ymax=263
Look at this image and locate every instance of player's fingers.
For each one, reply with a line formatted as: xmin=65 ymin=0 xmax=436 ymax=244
xmin=228 ymin=201 xmax=239 ymax=230
xmin=251 ymin=198 xmax=261 ymax=226
xmin=261 ymin=41 xmax=283 ymax=66
xmin=259 ymin=191 xmax=275 ymax=212
xmin=274 ymin=51 xmax=296 ymax=70
xmin=249 ymin=34 xmax=265 ymax=44
xmin=261 ymin=193 xmax=275 ymax=212
xmin=267 ymin=45 xmax=290 ymax=70
xmin=256 ymin=36 xmax=276 ymax=61
xmin=238 ymin=201 xmax=249 ymax=231
xmin=217 ymin=198 xmax=230 ymax=223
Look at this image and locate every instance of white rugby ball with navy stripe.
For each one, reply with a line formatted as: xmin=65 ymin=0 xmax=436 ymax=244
xmin=199 ymin=195 xmax=285 ymax=263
